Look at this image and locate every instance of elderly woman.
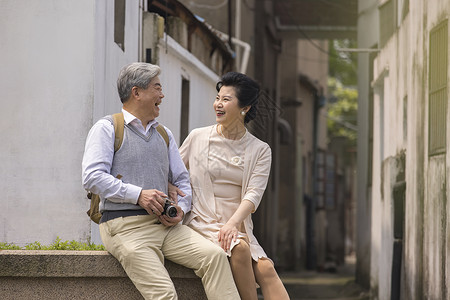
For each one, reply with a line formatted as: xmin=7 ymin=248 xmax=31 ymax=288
xmin=177 ymin=72 xmax=290 ymax=300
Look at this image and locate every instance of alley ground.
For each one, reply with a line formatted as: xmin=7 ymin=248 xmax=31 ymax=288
xmin=277 ymin=255 xmax=370 ymax=300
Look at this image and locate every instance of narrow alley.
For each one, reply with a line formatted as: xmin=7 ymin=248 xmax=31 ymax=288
xmin=279 ymin=256 xmax=369 ymax=300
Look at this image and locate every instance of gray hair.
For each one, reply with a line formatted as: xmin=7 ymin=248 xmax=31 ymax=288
xmin=117 ymin=62 xmax=161 ymax=103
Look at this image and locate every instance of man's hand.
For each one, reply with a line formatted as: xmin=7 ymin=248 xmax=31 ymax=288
xmin=137 ymin=189 xmax=167 ymax=216
xmin=159 ymin=204 xmax=184 ymax=227
xmin=167 ymin=182 xmax=186 ymax=204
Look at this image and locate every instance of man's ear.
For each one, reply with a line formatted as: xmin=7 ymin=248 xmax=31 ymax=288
xmin=132 ymin=86 xmax=139 ymax=98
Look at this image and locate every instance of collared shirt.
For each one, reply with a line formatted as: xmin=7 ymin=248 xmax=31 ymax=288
xmin=82 ymin=108 xmax=192 ymax=214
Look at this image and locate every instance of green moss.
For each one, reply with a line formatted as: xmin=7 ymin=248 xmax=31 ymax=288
xmin=0 ymin=237 xmax=105 ymax=251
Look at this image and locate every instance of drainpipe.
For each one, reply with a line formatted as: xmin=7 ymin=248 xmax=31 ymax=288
xmin=228 ymin=0 xmax=233 ymax=51
xmin=210 ymin=30 xmax=251 ymax=74
xmin=235 ymin=0 xmax=242 ymax=69
xmin=195 ymin=12 xmax=251 ymax=74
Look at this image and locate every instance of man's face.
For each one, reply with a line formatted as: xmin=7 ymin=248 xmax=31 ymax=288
xmin=138 ymin=76 xmax=164 ymax=120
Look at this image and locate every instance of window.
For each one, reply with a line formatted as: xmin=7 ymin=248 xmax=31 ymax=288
xmin=380 ymin=0 xmax=409 ymax=46
xmin=325 ymin=153 xmax=336 ymax=210
xmin=180 ymin=78 xmax=190 ymax=143
xmin=379 ymin=0 xmax=396 ymax=47
xmin=428 ymin=20 xmax=448 ymax=156
xmin=403 ymin=96 xmax=407 ymax=144
xmin=114 ymin=0 xmax=126 ymax=51
xmin=315 ymin=151 xmax=325 ymax=209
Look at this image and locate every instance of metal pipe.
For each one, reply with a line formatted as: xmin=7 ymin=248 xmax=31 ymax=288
xmin=228 ymin=0 xmax=233 ymax=51
xmin=211 ymin=30 xmax=251 ymax=74
xmin=235 ymin=0 xmax=242 ymax=69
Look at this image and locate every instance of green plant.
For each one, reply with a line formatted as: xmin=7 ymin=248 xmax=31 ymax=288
xmin=0 ymin=242 xmax=21 ymax=250
xmin=327 ymin=77 xmax=358 ymax=145
xmin=0 ymin=237 xmax=105 ymax=251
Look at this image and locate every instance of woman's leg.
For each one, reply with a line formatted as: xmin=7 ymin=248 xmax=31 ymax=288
xmin=230 ymin=239 xmax=258 ymax=300
xmin=253 ymin=258 xmax=290 ymax=300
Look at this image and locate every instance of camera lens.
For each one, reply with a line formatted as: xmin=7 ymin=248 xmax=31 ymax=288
xmin=163 ymin=200 xmax=177 ymax=218
xmin=166 ymin=206 xmax=177 ymax=218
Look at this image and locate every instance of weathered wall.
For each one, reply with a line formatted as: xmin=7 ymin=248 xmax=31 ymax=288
xmin=403 ymin=1 xmax=426 ymax=298
xmin=370 ymin=0 xmax=450 ymax=298
xmin=356 ymin=0 xmax=379 ymax=288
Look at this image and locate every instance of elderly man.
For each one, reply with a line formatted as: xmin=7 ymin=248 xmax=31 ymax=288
xmin=82 ymin=62 xmax=239 ymax=299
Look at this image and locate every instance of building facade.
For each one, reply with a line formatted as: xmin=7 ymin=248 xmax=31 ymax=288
xmin=0 ymin=0 xmax=232 ymax=246
xmin=357 ymin=0 xmax=450 ymax=298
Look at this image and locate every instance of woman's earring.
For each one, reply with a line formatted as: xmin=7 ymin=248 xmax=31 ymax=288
xmin=241 ymin=111 xmax=246 ymax=116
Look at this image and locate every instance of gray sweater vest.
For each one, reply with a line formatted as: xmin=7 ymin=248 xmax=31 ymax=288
xmin=100 ymin=122 xmax=169 ymax=212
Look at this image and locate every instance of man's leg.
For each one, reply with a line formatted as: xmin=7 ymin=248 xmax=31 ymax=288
xmin=100 ymin=215 xmax=178 ymax=300
xmin=162 ymin=224 xmax=240 ymax=300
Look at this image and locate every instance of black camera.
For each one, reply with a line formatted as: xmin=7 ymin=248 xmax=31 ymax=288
xmin=162 ymin=199 xmax=177 ymax=218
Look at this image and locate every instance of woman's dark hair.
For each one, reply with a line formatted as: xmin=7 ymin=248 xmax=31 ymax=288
xmin=216 ymin=72 xmax=260 ymax=123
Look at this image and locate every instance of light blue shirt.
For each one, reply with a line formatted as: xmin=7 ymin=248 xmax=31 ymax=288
xmin=82 ymin=109 xmax=192 ymax=214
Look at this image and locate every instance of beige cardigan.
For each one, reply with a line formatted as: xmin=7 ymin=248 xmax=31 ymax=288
xmin=179 ymin=125 xmax=272 ymax=261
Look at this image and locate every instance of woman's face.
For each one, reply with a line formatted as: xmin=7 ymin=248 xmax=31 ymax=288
xmin=213 ymin=85 xmax=245 ymax=127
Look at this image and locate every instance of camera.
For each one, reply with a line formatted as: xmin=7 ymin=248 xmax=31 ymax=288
xmin=162 ymin=199 xmax=177 ymax=218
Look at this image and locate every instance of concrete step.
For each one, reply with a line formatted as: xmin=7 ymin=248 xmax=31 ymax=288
xmin=0 ymin=250 xmax=206 ymax=300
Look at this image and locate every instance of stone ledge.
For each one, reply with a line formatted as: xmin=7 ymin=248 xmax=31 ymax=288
xmin=0 ymin=250 xmax=207 ymax=300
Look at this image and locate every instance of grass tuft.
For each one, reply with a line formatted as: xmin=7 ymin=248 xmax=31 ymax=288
xmin=0 ymin=237 xmax=105 ymax=251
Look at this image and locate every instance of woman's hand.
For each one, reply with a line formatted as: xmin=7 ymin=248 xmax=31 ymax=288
xmin=217 ymin=200 xmax=255 ymax=251
xmin=218 ymin=222 xmax=239 ymax=251
xmin=168 ymin=182 xmax=186 ymax=204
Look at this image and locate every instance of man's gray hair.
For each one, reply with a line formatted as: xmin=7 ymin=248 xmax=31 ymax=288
xmin=117 ymin=62 xmax=161 ymax=103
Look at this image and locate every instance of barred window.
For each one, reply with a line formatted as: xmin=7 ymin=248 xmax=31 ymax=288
xmin=429 ymin=20 xmax=448 ymax=156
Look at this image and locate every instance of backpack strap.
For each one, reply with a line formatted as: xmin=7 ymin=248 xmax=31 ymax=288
xmin=112 ymin=112 xmax=124 ymax=152
xmin=156 ymin=124 xmax=169 ymax=147
xmin=111 ymin=112 xmax=168 ymax=149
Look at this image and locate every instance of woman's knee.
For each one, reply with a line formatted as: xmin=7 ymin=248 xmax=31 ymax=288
xmin=254 ymin=259 xmax=278 ymax=281
xmin=230 ymin=240 xmax=252 ymax=264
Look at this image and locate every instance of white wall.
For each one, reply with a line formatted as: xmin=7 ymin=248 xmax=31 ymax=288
xmin=0 ymin=0 xmax=95 ymax=245
xmin=0 ymin=0 xmax=222 ymax=246
xmin=94 ymin=0 xmax=142 ymax=121
xmin=157 ymin=35 xmax=218 ymax=145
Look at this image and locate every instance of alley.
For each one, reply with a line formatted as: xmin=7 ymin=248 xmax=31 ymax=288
xmin=278 ymin=256 xmax=369 ymax=300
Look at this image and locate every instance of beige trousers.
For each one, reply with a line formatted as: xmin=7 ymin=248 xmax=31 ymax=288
xmin=99 ymin=215 xmax=240 ymax=300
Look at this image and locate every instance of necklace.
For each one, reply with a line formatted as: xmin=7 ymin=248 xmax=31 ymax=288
xmin=217 ymin=124 xmax=246 ymax=140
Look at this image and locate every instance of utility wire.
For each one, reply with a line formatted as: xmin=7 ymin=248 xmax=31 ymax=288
xmin=317 ymin=0 xmax=358 ymax=15
xmin=277 ymin=1 xmax=332 ymax=55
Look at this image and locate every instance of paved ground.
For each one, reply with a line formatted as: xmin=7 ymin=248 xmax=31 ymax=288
xmin=276 ymin=256 xmax=370 ymax=300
